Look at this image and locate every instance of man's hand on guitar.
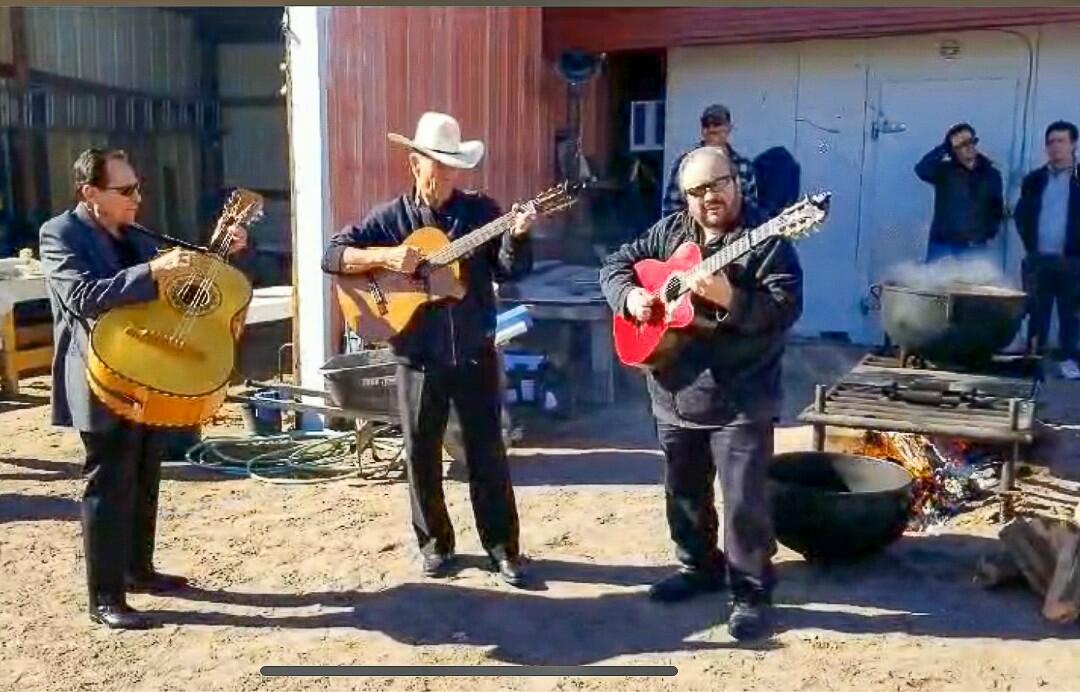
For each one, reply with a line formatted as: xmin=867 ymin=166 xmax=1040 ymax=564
xmin=626 ymin=288 xmax=659 ymax=323
xmin=510 ymin=203 xmax=538 ymax=238
xmin=149 ymin=248 xmax=194 ymax=281
xmin=381 ymin=245 xmax=423 ymax=275
xmin=686 ymin=270 xmax=734 ymax=308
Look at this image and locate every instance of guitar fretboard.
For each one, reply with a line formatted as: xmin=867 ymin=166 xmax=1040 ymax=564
xmin=659 ymin=217 xmax=777 ymax=301
xmin=425 ymin=204 xmax=534 ymax=267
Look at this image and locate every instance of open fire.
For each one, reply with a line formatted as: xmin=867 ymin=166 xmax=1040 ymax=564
xmin=854 ymin=431 xmax=1002 ymax=529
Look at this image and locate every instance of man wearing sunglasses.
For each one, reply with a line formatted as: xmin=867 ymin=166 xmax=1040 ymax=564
xmin=39 ymin=148 xmax=248 ymax=630
xmin=600 ymin=146 xmax=803 ymax=642
xmin=915 ymin=122 xmax=1006 ymax=263
xmin=662 ymin=104 xmax=760 ymax=221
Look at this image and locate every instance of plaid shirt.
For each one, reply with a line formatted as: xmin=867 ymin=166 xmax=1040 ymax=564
xmin=661 ymin=142 xmax=759 ymax=220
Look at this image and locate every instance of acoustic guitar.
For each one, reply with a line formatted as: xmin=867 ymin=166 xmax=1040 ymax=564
xmin=613 ymin=193 xmax=831 ymax=370
xmin=86 ymin=189 xmax=264 ymax=427
xmin=335 ymin=182 xmax=582 ymax=344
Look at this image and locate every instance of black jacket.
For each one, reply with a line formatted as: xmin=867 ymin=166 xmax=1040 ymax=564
xmin=914 ymin=144 xmax=1005 ymax=246
xmin=322 ymin=188 xmax=532 ymax=366
xmin=599 ymin=211 xmax=803 ymax=427
xmin=1013 ymin=164 xmax=1080 ymax=256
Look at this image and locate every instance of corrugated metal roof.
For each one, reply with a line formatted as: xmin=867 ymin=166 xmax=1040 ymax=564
xmin=544 ymin=7 xmax=1080 ymax=55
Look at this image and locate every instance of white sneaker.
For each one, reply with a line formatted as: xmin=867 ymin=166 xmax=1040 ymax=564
xmin=1060 ymin=359 xmax=1080 ymax=380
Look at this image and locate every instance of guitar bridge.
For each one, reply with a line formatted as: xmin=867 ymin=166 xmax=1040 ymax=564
xmin=123 ymin=325 xmax=206 ymax=361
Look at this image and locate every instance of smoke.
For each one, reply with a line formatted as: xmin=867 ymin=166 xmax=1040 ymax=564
xmin=883 ymin=255 xmax=1020 ymax=293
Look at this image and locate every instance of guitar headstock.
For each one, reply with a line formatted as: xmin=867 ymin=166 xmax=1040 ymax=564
xmin=527 ymin=180 xmax=586 ymax=217
xmin=220 ymin=188 xmax=265 ymax=228
xmin=763 ymin=191 xmax=831 ymax=242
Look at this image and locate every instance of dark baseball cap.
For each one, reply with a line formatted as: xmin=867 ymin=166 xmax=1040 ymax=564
xmin=700 ymin=104 xmax=732 ymax=126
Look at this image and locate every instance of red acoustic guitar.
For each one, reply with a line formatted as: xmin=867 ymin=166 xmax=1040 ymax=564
xmin=613 ymin=193 xmax=831 ymax=370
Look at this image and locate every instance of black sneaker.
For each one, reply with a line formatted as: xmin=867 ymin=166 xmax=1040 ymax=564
xmin=421 ymin=552 xmax=455 ymax=578
xmin=648 ymin=568 xmax=727 ymax=603
xmin=727 ymin=593 xmax=771 ymax=641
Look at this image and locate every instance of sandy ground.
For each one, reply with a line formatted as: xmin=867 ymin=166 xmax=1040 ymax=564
xmin=3 ymin=348 xmax=1080 ymax=692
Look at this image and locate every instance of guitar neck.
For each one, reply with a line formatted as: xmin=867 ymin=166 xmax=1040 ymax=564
xmin=666 ymin=218 xmax=777 ymax=299
xmin=425 ymin=208 xmax=522 ymax=266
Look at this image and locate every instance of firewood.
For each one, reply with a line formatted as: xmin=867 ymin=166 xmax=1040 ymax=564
xmin=999 ymin=518 xmax=1057 ymax=596
xmin=1043 ymin=526 xmax=1080 ymax=623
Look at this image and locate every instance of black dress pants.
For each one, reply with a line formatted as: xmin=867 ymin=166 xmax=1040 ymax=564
xmin=396 ymin=348 xmax=520 ymax=562
xmin=1023 ymin=253 xmax=1080 ymax=359
xmin=79 ymin=421 xmax=164 ymax=604
xmin=655 ymin=420 xmax=776 ymax=597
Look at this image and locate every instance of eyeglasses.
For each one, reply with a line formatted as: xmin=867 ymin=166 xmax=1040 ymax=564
xmin=103 ymin=181 xmax=142 ymax=198
xmin=952 ymin=137 xmax=979 ymax=151
xmin=685 ymin=175 xmax=735 ymax=198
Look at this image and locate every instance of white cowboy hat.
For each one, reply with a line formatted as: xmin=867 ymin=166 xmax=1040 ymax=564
xmin=387 ymin=111 xmax=485 ymax=169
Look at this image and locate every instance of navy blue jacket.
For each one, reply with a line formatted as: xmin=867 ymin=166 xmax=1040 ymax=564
xmin=1013 ymin=164 xmax=1080 ymax=256
xmin=914 ymin=144 xmax=1005 ymax=246
xmin=322 ymin=189 xmax=532 ymax=366
xmin=39 ymin=206 xmax=161 ymax=431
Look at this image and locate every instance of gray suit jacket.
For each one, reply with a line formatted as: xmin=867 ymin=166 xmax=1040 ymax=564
xmin=39 ymin=206 xmax=161 ymax=431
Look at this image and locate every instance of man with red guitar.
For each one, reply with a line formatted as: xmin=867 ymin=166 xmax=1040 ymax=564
xmin=321 ymin=112 xmax=537 ymax=587
xmin=599 ymin=146 xmax=803 ymax=641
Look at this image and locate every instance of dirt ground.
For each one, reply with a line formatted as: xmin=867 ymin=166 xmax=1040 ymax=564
xmin=3 ymin=345 xmax=1080 ymax=692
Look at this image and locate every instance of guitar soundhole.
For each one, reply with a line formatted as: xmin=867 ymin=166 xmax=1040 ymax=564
xmin=166 ymin=277 xmax=223 ymax=316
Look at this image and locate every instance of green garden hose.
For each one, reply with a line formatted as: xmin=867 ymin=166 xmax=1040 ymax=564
xmin=184 ymin=429 xmax=404 ymax=485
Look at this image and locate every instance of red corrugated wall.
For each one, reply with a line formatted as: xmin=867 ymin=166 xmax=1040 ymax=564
xmin=325 ymin=7 xmax=566 ymax=347
xmin=326 ymin=7 xmax=553 ymax=234
xmin=544 ymin=7 xmax=1080 ymax=55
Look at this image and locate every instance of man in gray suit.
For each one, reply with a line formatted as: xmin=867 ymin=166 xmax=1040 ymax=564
xmin=39 ymin=149 xmax=247 ymax=629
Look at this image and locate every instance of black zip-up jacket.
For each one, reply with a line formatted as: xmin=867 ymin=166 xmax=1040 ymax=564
xmin=1013 ymin=164 xmax=1080 ymax=256
xmin=322 ymin=188 xmax=532 ymax=366
xmin=600 ymin=211 xmax=803 ymax=427
xmin=914 ymin=144 xmax=1005 ymax=246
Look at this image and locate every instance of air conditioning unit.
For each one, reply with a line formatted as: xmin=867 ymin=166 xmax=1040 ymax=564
xmin=629 ymin=100 xmax=665 ymax=152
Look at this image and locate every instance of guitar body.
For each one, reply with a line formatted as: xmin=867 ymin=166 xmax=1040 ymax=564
xmin=613 ymin=241 xmax=705 ymax=370
xmin=334 ymin=226 xmax=465 ymax=344
xmin=87 ymin=253 xmax=252 ymax=427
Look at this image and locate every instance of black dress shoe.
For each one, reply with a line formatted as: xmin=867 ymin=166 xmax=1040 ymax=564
xmin=492 ymin=557 xmax=529 ymax=588
xmin=648 ymin=568 xmax=727 ymax=603
xmin=422 ymin=553 xmax=455 ymax=578
xmin=126 ymin=571 xmax=189 ymax=594
xmin=727 ymin=592 xmax=771 ymax=641
xmin=89 ymin=602 xmax=155 ymax=630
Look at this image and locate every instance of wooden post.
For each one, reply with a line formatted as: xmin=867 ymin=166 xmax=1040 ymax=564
xmin=812 ymin=384 xmax=826 ymax=451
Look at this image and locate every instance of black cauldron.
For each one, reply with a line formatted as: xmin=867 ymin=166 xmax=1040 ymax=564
xmin=876 ymin=282 xmax=1026 ymax=366
xmin=767 ymin=451 xmax=913 ymax=562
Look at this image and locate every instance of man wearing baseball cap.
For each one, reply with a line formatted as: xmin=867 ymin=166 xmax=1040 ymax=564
xmin=662 ymin=104 xmax=760 ymax=221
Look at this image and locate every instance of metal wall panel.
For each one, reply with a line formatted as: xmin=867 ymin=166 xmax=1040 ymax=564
xmin=222 ymin=105 xmax=289 ymax=190
xmin=325 ymin=7 xmax=551 ymax=234
xmin=0 ymin=7 xmax=12 ymax=66
xmin=544 ymin=7 xmax=1080 ymax=55
xmin=219 ymin=44 xmax=284 ymax=99
xmin=24 ymin=7 xmax=199 ymax=96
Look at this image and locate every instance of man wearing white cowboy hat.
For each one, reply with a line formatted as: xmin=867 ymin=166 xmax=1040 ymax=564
xmin=322 ymin=111 xmax=537 ymax=587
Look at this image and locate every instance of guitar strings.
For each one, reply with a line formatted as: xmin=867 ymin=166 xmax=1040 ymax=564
xmin=168 ymin=200 xmax=249 ymax=345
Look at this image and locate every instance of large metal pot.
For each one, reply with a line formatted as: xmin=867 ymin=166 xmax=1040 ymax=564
xmin=767 ymin=451 xmax=913 ymax=562
xmin=875 ymin=282 xmax=1027 ymax=365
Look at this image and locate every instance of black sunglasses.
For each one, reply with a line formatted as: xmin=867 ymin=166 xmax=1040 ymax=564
xmin=103 ymin=181 xmax=143 ymax=198
xmin=685 ymin=175 xmax=734 ymax=198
